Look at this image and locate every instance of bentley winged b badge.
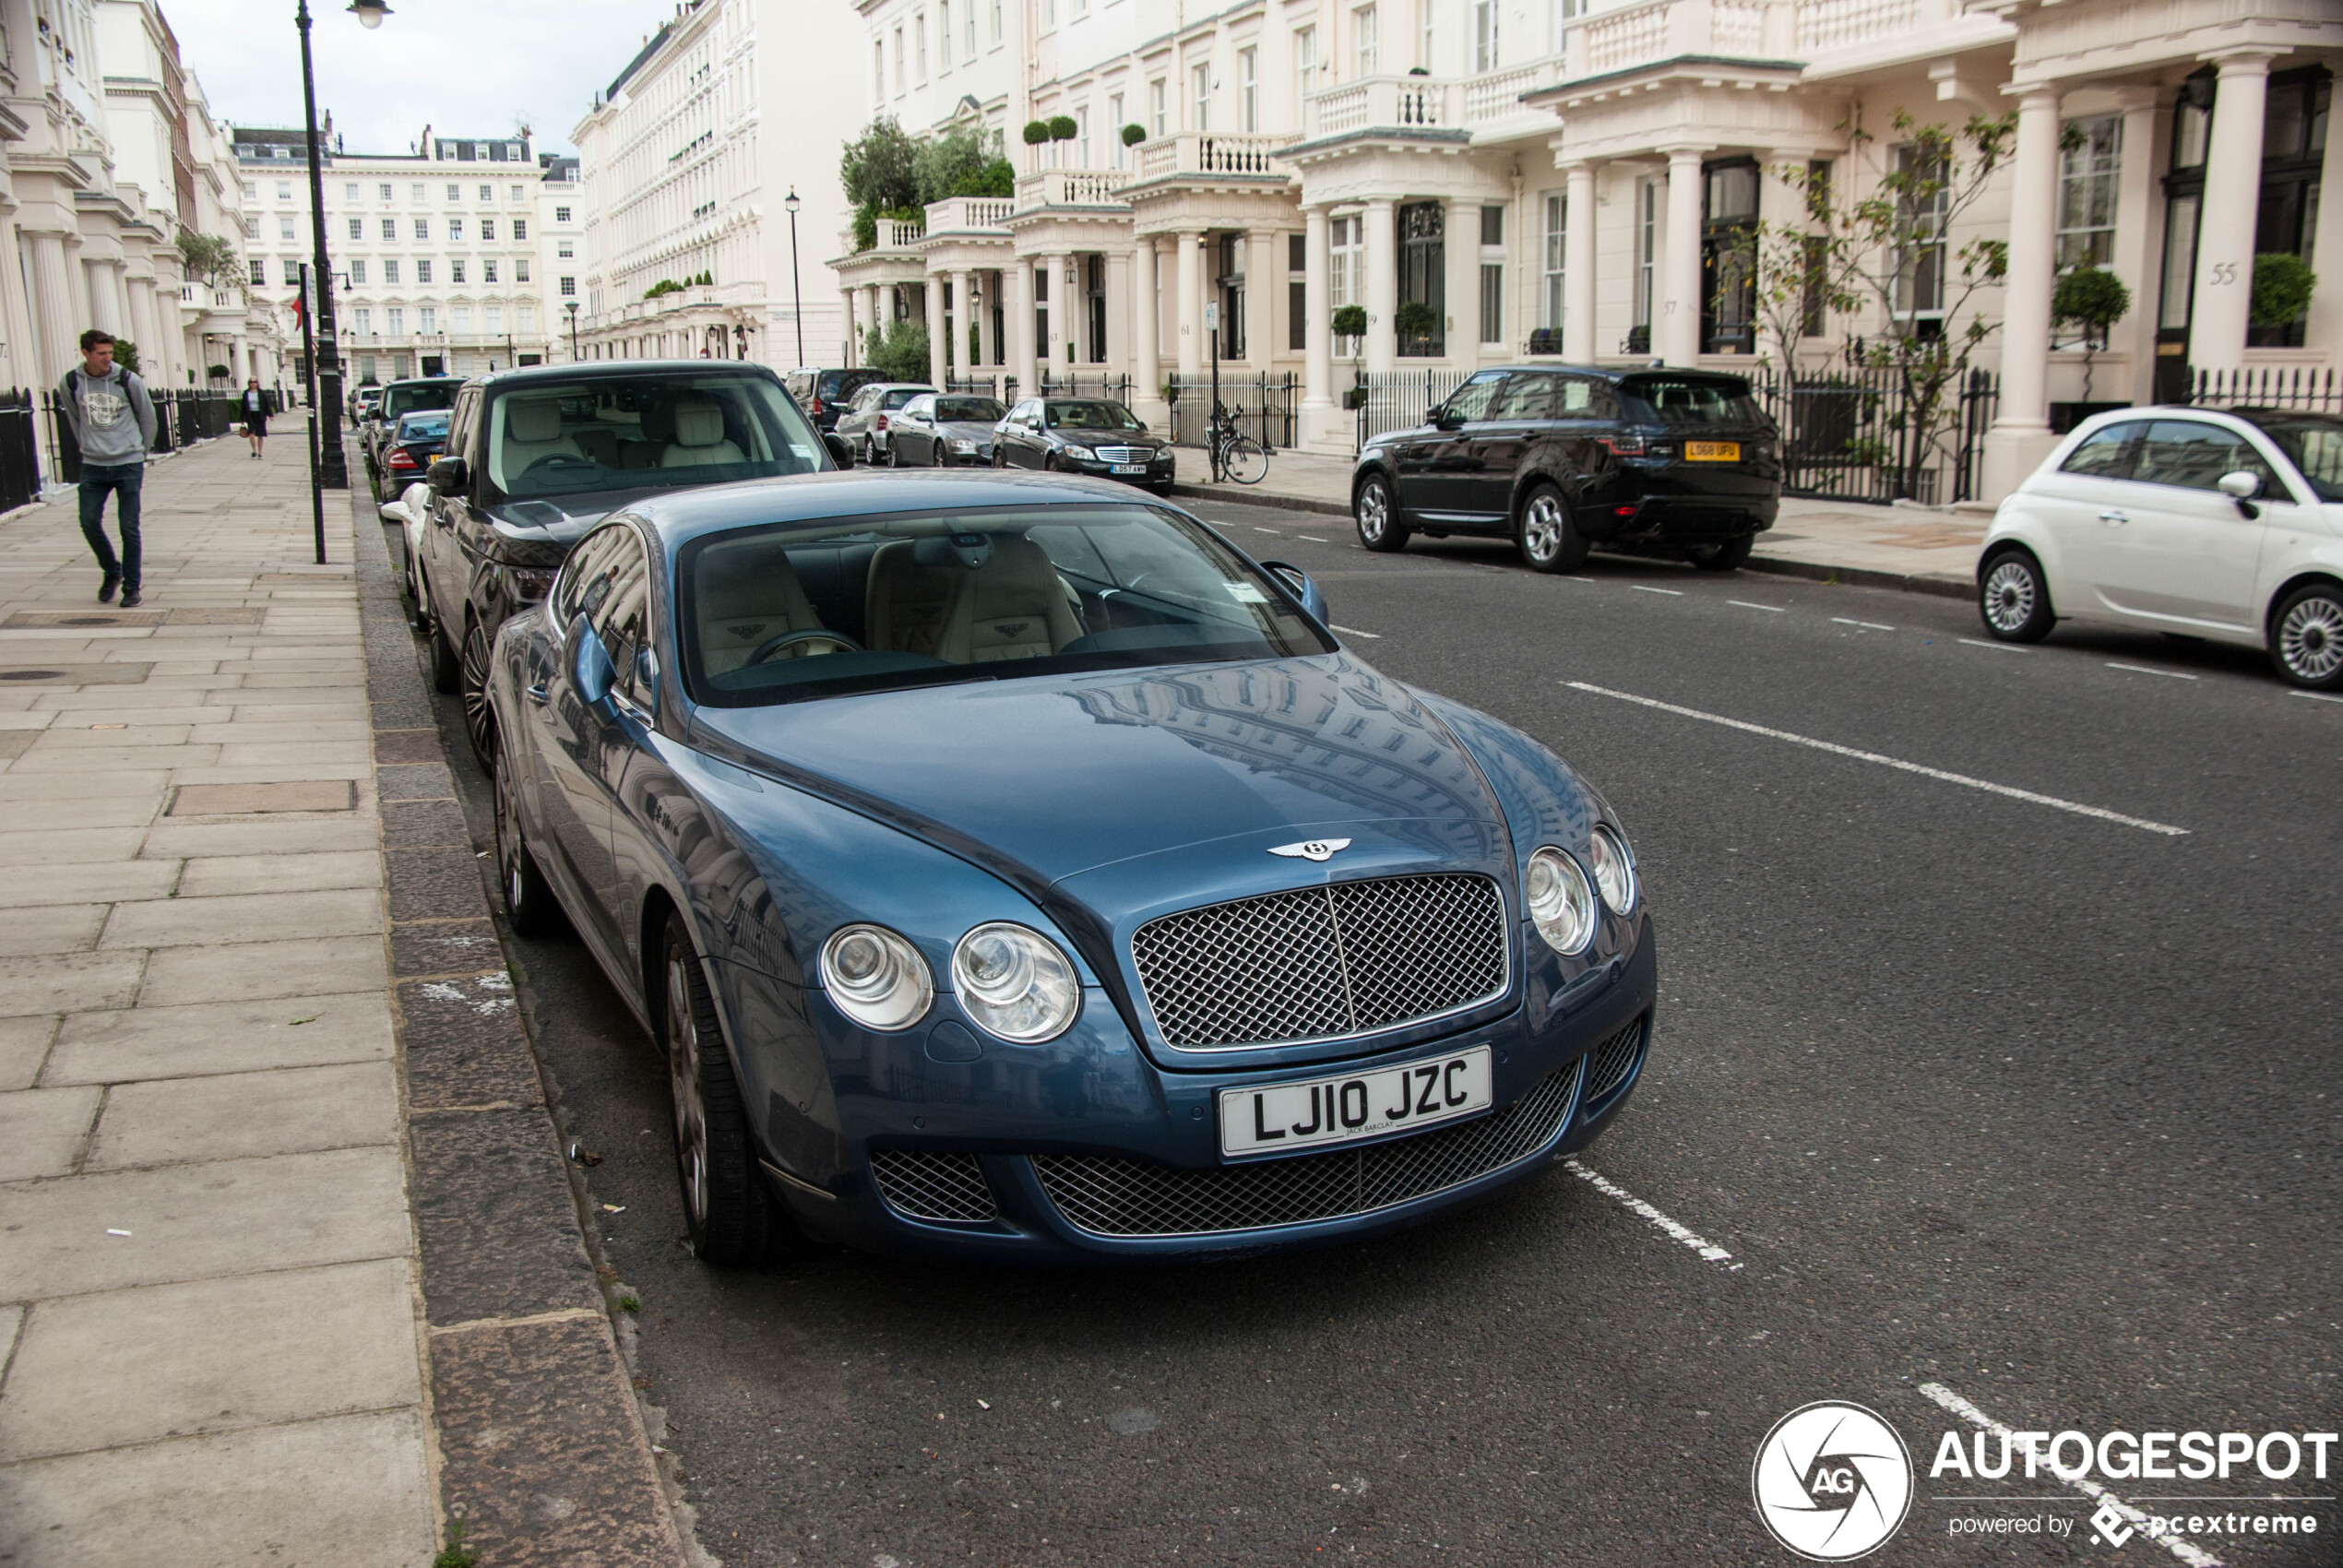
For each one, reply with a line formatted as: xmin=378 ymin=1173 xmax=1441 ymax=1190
xmin=1268 ymin=837 xmax=1351 ymax=863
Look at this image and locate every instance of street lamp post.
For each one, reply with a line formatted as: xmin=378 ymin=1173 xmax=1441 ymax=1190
xmin=565 ymin=301 xmax=580 ymax=362
xmin=784 ymin=187 xmax=804 ymax=367
xmin=292 ymin=0 xmax=386 ymax=493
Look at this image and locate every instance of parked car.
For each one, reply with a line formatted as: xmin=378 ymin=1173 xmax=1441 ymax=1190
xmin=1976 ymin=406 xmax=2343 ymax=688
xmin=990 ymin=397 xmax=1175 ymax=493
xmin=379 ymin=481 xmax=433 ymax=603
xmin=482 ymin=467 xmax=1654 ymax=1265
xmin=353 ymin=385 xmax=385 ymax=425
xmin=884 ymin=392 xmax=1007 ymax=467
xmin=412 ymin=361 xmax=841 ymax=765
xmin=376 ymin=409 xmax=450 ymax=500
xmin=1351 ymin=366 xmax=1780 ymax=572
xmin=363 ymin=376 xmax=462 ymax=488
xmin=784 ymin=366 xmax=890 ymax=434
xmin=831 ymin=382 xmax=935 ymax=464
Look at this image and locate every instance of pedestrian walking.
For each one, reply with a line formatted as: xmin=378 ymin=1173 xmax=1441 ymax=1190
xmin=58 ymin=329 xmax=157 ymax=607
xmin=240 ymin=378 xmax=269 ymax=459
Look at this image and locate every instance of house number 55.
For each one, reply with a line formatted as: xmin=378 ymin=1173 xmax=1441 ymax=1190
xmin=2207 ymin=262 xmax=2241 ymax=285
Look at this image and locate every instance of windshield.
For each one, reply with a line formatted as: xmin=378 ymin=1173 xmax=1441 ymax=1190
xmin=1621 ymin=375 xmax=1766 ymax=426
xmin=483 ymin=372 xmax=824 ymax=503
xmin=396 ymin=413 xmax=450 ymax=440
xmin=816 ymin=368 xmax=886 ymax=402
xmin=2241 ymin=414 xmax=2343 ymax=502
xmin=382 ymin=382 xmax=458 ymax=421
xmin=936 ymin=397 xmax=1006 ymax=422
xmin=676 ymin=504 xmax=1334 ymax=708
xmin=880 ymin=388 xmax=925 ymax=410
xmin=1048 ymin=401 xmax=1142 ymax=431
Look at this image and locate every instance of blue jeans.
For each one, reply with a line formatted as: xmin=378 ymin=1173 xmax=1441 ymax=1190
xmin=78 ymin=462 xmax=143 ymax=590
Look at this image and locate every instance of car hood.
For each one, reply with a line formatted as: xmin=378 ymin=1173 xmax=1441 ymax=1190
xmin=938 ymin=420 xmax=1000 ymax=442
xmin=483 ymin=485 xmax=673 ymax=546
xmin=1053 ymin=427 xmax=1158 ymax=446
xmin=688 ymin=653 xmax=1511 ymax=896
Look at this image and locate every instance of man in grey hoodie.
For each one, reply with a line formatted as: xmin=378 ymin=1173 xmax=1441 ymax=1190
xmin=59 ymin=328 xmax=158 ymax=606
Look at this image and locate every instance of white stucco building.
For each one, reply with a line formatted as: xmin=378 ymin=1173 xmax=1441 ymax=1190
xmin=565 ymin=0 xmax=864 ymax=369
xmin=823 ymin=0 xmax=2343 ymax=502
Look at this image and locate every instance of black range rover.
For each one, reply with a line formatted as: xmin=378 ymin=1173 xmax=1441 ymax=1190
xmin=1352 ymin=366 xmax=1780 ymax=572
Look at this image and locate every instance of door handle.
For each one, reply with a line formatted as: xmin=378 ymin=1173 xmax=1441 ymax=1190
xmin=526 ymin=683 xmax=549 ymax=706
xmin=2099 ymin=510 xmax=2129 ymax=525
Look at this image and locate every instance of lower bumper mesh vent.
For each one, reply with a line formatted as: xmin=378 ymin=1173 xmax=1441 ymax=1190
xmin=1031 ymin=1057 xmax=1586 ymax=1238
xmin=1581 ymin=1017 xmax=1647 ymax=1103
xmin=870 ymin=1149 xmax=997 ymax=1223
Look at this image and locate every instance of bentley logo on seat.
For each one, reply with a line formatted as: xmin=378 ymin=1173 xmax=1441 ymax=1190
xmin=1268 ymin=838 xmax=1351 ymax=862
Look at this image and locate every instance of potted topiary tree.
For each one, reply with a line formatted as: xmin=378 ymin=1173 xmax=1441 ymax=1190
xmin=1394 ymin=300 xmax=1438 ymax=356
xmin=1122 ymin=124 xmax=1146 ymax=147
xmin=1332 ymin=304 xmax=1367 ymax=356
xmin=1048 ymin=114 xmax=1078 ymax=146
xmin=2051 ymin=265 xmax=2130 ymax=402
xmin=2250 ymin=253 xmax=2318 ymax=344
xmin=1022 ymin=120 xmax=1051 ymax=147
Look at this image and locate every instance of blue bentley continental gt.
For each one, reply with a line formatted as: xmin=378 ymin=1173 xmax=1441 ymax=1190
xmin=487 ymin=469 xmax=1655 ymax=1264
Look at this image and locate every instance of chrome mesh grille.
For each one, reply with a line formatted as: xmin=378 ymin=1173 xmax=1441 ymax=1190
xmin=1031 ymin=1057 xmax=1583 ymax=1238
xmin=1092 ymin=445 xmax=1151 ymax=463
xmin=1131 ymin=873 xmax=1507 ymax=1050
xmin=1583 ymin=1018 xmax=1647 ymax=1102
xmin=869 ymin=1150 xmax=997 ymax=1224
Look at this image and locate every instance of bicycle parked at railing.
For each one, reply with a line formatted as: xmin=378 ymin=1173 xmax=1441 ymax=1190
xmin=1207 ymin=401 xmax=1269 ymax=485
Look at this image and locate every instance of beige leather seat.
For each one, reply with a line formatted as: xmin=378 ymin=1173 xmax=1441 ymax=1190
xmin=661 ymin=399 xmax=746 ymax=467
xmin=863 ymin=540 xmax=959 ymax=658
xmin=495 ymin=398 xmax=579 ymax=484
xmin=694 ymin=541 xmax=829 ymax=675
xmin=937 ymin=537 xmax=1083 ymax=662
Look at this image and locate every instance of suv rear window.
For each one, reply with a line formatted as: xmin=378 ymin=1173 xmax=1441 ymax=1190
xmin=482 ymin=370 xmax=826 ymax=503
xmin=382 ymin=382 xmax=458 ymax=422
xmin=818 ymin=368 xmax=886 ymax=403
xmin=1621 ymin=376 xmax=1765 ymax=426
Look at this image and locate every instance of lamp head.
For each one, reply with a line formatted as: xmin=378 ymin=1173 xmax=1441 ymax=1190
xmin=785 ymin=187 xmax=801 ymax=215
xmin=348 ymin=0 xmax=392 ymax=28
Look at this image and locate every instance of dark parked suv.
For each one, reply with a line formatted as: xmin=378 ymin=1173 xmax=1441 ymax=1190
xmin=1352 ymin=366 xmax=1779 ymax=572
xmin=784 ymin=366 xmax=889 ymax=434
xmin=413 ymin=362 xmax=838 ymax=765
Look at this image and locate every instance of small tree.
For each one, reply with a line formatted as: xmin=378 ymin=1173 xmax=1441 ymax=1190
xmin=2052 ymin=266 xmax=2130 ymax=401
xmin=1022 ymin=120 xmax=1051 ymax=147
xmin=206 ymin=362 xmax=231 ymax=381
xmin=1047 ymin=114 xmax=1078 ymax=145
xmin=839 ymin=119 xmax=922 ymax=213
xmin=175 ymin=232 xmax=244 ymax=293
xmin=111 ymin=339 xmax=142 ymax=375
xmin=915 ymin=124 xmax=1004 ymax=205
xmin=2250 ymin=253 xmax=2318 ymax=331
xmin=862 ymin=317 xmax=930 ymax=382
xmin=1121 ymin=124 xmax=1147 ymax=147
xmin=1784 ymin=109 xmax=2016 ymax=502
xmin=1331 ymin=304 xmax=1368 ymax=338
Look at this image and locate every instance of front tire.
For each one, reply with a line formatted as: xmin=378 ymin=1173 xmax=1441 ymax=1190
xmin=423 ymin=577 xmax=461 ymax=695
xmin=2270 ymin=581 xmax=2343 ymax=689
xmin=492 ymin=729 xmax=561 ymax=939
xmin=660 ymin=917 xmax=784 ymax=1266
xmin=1516 ymin=483 xmax=1588 ymax=574
xmin=459 ymin=619 xmax=495 ymax=766
xmin=1978 ymin=548 xmax=2054 ymax=643
xmin=1687 ymin=534 xmax=1754 ymax=572
xmin=1355 ymin=474 xmax=1409 ymax=552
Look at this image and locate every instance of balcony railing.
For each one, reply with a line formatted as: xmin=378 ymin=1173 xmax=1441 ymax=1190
xmin=1015 ymin=168 xmax=1130 ymax=209
xmin=1130 ymin=132 xmax=1298 ymax=180
xmin=923 ymin=196 xmax=1015 ymax=232
xmin=1304 ymin=77 xmax=1456 ymax=140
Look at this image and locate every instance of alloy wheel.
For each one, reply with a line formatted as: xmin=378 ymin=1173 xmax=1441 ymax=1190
xmin=459 ymin=621 xmax=495 ymax=765
xmin=1357 ymin=481 xmax=1389 ymax=543
xmin=1521 ymin=493 xmax=1565 ymax=566
xmin=667 ymin=953 xmax=709 ymax=1232
xmin=494 ymin=742 xmax=524 ymax=911
xmin=2277 ymin=591 xmax=2343 ymax=683
xmin=1982 ymin=559 xmax=2037 ymax=635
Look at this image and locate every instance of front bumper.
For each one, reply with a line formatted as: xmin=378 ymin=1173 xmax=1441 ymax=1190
xmin=1058 ymin=451 xmax=1176 ymax=488
xmin=752 ymin=911 xmax=1656 ymax=1263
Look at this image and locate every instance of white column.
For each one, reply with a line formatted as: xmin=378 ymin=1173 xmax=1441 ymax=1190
xmin=1660 ymin=147 xmax=1706 ymax=366
xmin=864 ymin=283 xmax=883 ymax=350
xmin=1302 ymin=207 xmax=1333 ymax=410
xmin=2189 ymin=53 xmax=2275 ymax=377
xmin=2107 ymin=90 xmax=2163 ymax=406
xmin=1563 ymin=162 xmax=1598 ymax=362
xmin=1050 ymin=254 xmax=1071 ymax=372
xmin=1013 ymin=255 xmax=1037 ymax=394
xmin=843 ymin=289 xmax=860 ymax=363
xmin=1363 ymin=199 xmax=1397 ymax=374
xmin=1444 ymin=199 xmax=1481 ymax=369
xmin=2305 ymin=88 xmax=2343 ymax=362
xmin=976 ymin=268 xmax=996 ymax=368
xmin=1983 ymin=88 xmax=2063 ymax=501
xmin=923 ymin=279 xmax=946 ymax=385
xmin=1754 ymin=151 xmax=1804 ymax=367
xmin=27 ymin=233 xmax=76 ymax=386
xmin=1175 ymin=232 xmax=1203 ymax=380
xmin=1104 ymin=250 xmax=1130 ymax=374
xmin=1245 ymin=229 xmax=1276 ymax=369
xmin=1134 ymin=235 xmax=1160 ymax=398
xmin=955 ymin=269 xmax=975 ymax=377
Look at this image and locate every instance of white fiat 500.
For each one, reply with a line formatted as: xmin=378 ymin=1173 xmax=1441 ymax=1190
xmin=1976 ymin=407 xmax=2343 ymax=688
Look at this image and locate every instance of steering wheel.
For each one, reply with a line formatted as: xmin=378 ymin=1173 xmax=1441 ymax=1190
xmin=520 ymin=453 xmax=599 ymax=479
xmin=745 ymin=628 xmax=862 ymax=665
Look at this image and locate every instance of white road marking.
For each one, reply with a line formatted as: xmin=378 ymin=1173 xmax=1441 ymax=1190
xmin=1330 ymin=624 xmax=1382 ymax=639
xmin=1562 ymin=682 xmax=2190 ymax=837
xmin=1564 ymin=1160 xmax=1741 ymax=1269
xmin=1729 ymin=600 xmax=1787 ymax=613
xmin=1918 ymin=1383 xmax=2223 ymax=1567
xmin=2107 ymin=662 xmax=2199 ymax=681
xmin=2292 ymin=690 xmax=2343 ymax=705
xmin=1633 ymin=585 xmax=1684 ymax=596
xmin=1959 ymin=637 xmax=2029 ymax=653
xmin=1254 ymin=527 xmax=1282 ymax=534
xmin=1832 ymin=616 xmax=1897 ymax=632
xmin=1298 ymin=535 xmax=1329 ymax=543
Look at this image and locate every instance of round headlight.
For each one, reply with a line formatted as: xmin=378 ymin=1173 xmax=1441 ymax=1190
xmin=819 ymin=923 xmax=934 ymax=1031
xmin=1588 ymin=825 xmax=1636 ymax=914
xmin=1525 ymin=846 xmax=1598 ymax=956
xmin=951 ymin=921 xmax=1080 ymax=1043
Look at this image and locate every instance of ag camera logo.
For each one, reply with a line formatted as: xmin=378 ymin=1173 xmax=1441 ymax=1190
xmin=1753 ymin=1401 xmax=1915 ymax=1561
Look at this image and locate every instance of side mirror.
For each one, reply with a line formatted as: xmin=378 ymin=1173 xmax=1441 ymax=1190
xmin=824 ymin=432 xmax=853 ymax=468
xmin=568 ymin=613 xmax=614 ymax=707
xmin=425 ymin=455 xmax=468 ymax=496
xmin=1261 ymin=561 xmax=1329 ymax=626
xmin=2217 ymin=470 xmax=2262 ymax=500
xmin=376 ymin=500 xmax=409 ymax=526
xmin=1433 ymin=407 xmax=1466 ymax=432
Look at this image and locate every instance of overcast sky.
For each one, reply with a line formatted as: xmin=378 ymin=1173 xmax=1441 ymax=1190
xmin=163 ymin=0 xmax=684 ymax=157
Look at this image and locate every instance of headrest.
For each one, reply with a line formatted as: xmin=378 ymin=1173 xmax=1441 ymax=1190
xmin=912 ymin=532 xmax=993 ymax=570
xmin=674 ymin=400 xmax=725 ymax=448
xmin=507 ymin=399 xmax=563 ymax=442
xmin=640 ymin=401 xmax=675 ymax=440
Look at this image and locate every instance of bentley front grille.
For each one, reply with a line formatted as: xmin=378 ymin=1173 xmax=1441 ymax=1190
xmin=1030 ymin=1056 xmax=1583 ymax=1238
xmin=1130 ymin=873 xmax=1508 ymax=1051
xmin=869 ymin=1149 xmax=997 ymax=1224
xmin=1582 ymin=1017 xmax=1647 ymax=1103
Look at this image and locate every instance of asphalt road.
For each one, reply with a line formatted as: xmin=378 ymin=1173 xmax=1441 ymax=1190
xmin=396 ymin=494 xmax=2341 ymax=1568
